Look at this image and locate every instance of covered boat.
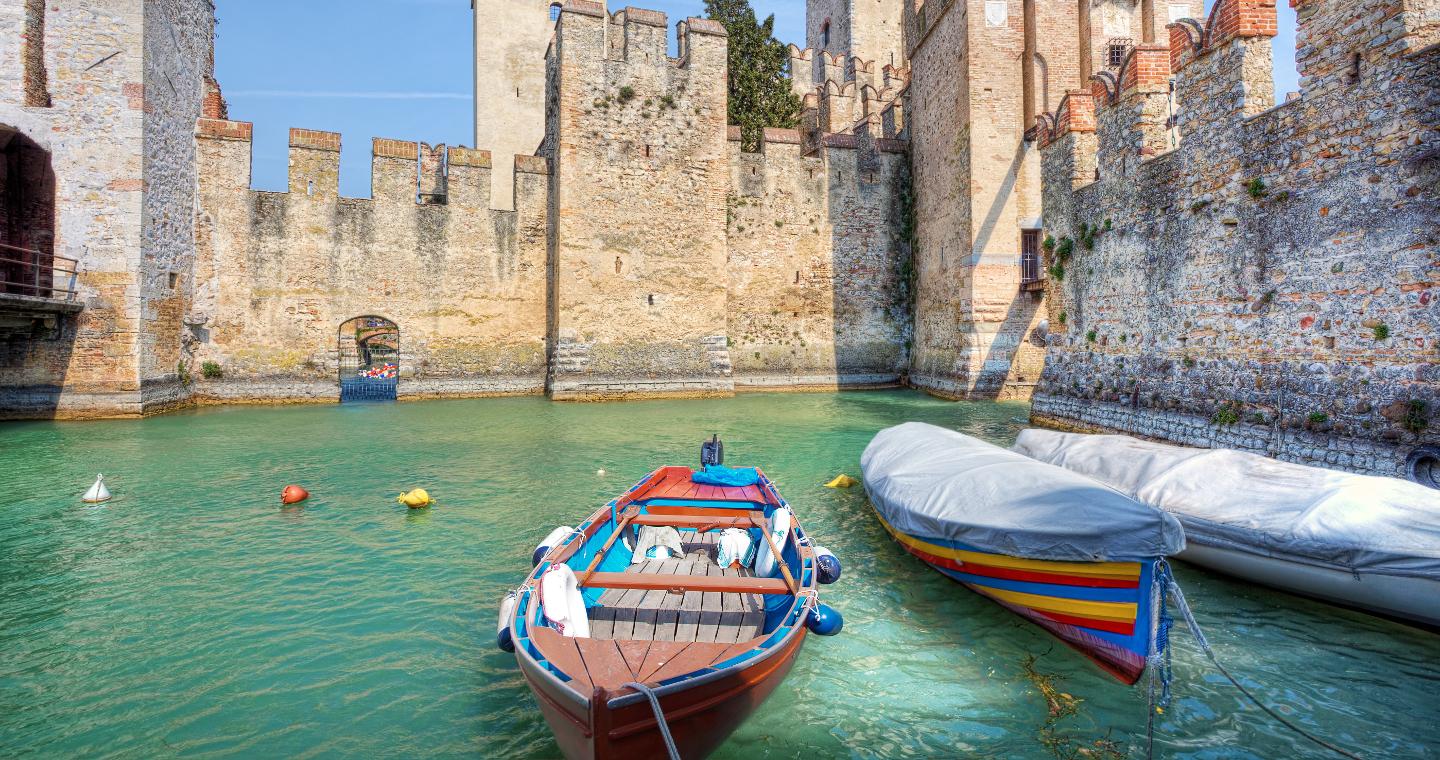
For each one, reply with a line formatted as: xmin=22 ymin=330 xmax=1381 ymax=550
xmin=501 ymin=443 xmax=841 ymax=759
xmin=1013 ymin=429 xmax=1440 ymax=628
xmin=862 ymin=423 xmax=1185 ymax=683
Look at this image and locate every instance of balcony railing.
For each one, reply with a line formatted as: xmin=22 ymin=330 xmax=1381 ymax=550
xmin=0 ymin=243 xmax=79 ymax=301
xmin=1020 ymin=251 xmax=1043 ymax=286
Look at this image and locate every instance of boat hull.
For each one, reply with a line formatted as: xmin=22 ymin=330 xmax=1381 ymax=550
xmin=519 ymin=627 xmax=807 ymax=759
xmin=874 ymin=510 xmax=1156 ymax=684
xmin=1180 ymin=542 xmax=1440 ymax=629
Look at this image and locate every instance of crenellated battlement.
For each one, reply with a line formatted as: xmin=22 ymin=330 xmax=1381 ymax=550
xmin=787 ymin=42 xmax=910 ymax=107
xmin=195 ymin=119 xmax=549 ymax=210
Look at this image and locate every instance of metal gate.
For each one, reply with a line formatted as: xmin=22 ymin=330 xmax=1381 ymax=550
xmin=338 ymin=316 xmax=399 ymax=403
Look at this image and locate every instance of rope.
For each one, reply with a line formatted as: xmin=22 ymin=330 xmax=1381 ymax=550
xmin=624 ymin=681 xmax=681 ymax=760
xmin=1161 ymin=574 xmax=1365 ymax=760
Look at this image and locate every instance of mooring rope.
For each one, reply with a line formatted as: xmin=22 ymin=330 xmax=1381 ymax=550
xmin=624 ymin=681 xmax=681 ymax=760
xmin=1151 ymin=562 xmax=1365 ymax=760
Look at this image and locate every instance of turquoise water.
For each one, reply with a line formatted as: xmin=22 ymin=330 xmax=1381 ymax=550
xmin=1 ymin=391 xmax=1435 ymax=758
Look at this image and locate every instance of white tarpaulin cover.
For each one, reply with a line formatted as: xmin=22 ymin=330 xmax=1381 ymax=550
xmin=861 ymin=423 xmax=1184 ymax=562
xmin=1012 ymin=429 xmax=1440 ymax=579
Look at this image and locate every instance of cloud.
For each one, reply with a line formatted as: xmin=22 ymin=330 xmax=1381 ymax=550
xmin=227 ymin=90 xmax=471 ymax=101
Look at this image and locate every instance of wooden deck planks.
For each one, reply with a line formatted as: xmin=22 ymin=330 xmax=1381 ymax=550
xmin=574 ymin=636 xmax=635 ymax=689
xmin=530 ymin=627 xmax=593 ymax=691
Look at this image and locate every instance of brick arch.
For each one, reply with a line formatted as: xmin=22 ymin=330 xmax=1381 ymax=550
xmin=1090 ymin=70 xmax=1121 ymax=105
xmin=1202 ymin=0 xmax=1278 ymax=50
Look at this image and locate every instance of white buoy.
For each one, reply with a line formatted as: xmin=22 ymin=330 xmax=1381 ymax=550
xmin=82 ymin=474 xmax=112 ymax=504
xmin=596 ymin=469 xmax=606 ymax=477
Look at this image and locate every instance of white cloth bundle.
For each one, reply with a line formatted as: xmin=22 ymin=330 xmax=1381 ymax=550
xmin=631 ymin=526 xmax=684 ymax=564
xmin=715 ymin=528 xmax=757 ymax=569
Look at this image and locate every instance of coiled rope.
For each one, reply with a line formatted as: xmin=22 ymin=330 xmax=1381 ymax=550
xmin=1147 ymin=561 xmax=1364 ymax=760
xmin=624 ymin=681 xmax=681 ymax=760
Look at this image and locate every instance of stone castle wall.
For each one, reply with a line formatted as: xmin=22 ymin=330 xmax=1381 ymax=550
xmin=191 ymin=125 xmax=550 ymax=402
xmin=473 ymin=0 xmax=553 ymax=210
xmin=727 ymin=127 xmax=911 ymax=390
xmin=0 ymin=0 xmax=213 ymax=419
xmin=546 ymin=5 xmax=734 ymax=399
xmin=1033 ymin=0 xmax=1440 ymax=476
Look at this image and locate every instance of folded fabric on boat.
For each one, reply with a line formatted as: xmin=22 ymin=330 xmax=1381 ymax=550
xmin=715 ymin=527 xmax=756 ymax=569
xmin=862 ymin=422 xmax=1184 ymax=562
xmin=1012 ymin=429 xmax=1440 ymax=579
xmin=692 ymin=464 xmax=761 ymax=487
xmin=631 ymin=526 xmax=684 ymax=564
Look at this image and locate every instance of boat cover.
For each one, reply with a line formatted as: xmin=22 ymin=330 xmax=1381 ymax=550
xmin=861 ymin=423 xmax=1184 ymax=562
xmin=1012 ymin=429 xmax=1440 ymax=579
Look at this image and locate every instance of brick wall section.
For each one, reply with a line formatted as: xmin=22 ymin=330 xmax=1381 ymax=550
xmin=191 ymin=126 xmax=550 ymax=402
xmin=1 ymin=0 xmax=212 ymax=420
xmin=1035 ymin=0 xmax=1440 ymax=476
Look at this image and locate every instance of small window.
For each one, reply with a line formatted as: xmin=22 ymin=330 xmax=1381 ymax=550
xmin=1107 ymin=44 xmax=1127 ymax=68
xmin=821 ymin=20 xmax=831 ymax=48
xmin=549 ymin=3 xmax=562 ymax=22
xmin=168 ymin=272 xmax=179 ymax=290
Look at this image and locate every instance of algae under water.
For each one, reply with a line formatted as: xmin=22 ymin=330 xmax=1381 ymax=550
xmin=1 ymin=391 xmax=1435 ymax=758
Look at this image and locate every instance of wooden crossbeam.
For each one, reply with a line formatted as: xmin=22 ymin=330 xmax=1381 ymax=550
xmin=580 ymin=572 xmax=791 ymax=595
xmin=629 ymin=513 xmax=764 ymax=530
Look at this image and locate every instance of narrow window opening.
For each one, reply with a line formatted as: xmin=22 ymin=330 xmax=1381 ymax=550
xmin=307 ymin=180 xmax=315 ymax=196
xmin=821 ymin=20 xmax=831 ymax=48
xmin=549 ymin=3 xmax=562 ymax=22
xmin=168 ymin=272 xmax=179 ymax=290
xmin=794 ymin=270 xmax=800 ymax=284
xmin=1106 ymin=41 xmax=1130 ymax=69
xmin=22 ymin=0 xmax=50 ymax=108
xmin=644 ymin=144 xmax=650 ymax=157
xmin=647 ymin=294 xmax=655 ymax=306
xmin=516 ymin=87 xmax=521 ymax=98
xmin=1348 ymin=53 xmax=1362 ymax=84
xmin=614 ymin=256 xmax=622 ymax=274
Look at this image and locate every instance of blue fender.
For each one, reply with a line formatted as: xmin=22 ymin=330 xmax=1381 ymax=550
xmin=807 ymin=603 xmax=843 ymax=636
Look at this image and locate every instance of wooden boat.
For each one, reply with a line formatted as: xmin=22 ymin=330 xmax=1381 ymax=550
xmin=501 ymin=447 xmax=840 ymax=759
xmin=862 ymin=423 xmax=1185 ymax=684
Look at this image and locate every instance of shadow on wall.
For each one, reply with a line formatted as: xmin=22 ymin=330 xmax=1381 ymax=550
xmin=0 ymin=125 xmax=75 ymax=418
xmin=970 ymin=141 xmax=1042 ymax=400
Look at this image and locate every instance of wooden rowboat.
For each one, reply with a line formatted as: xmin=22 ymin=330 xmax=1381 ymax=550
xmin=862 ymin=423 xmax=1185 ymax=685
xmin=504 ymin=455 xmax=839 ymax=759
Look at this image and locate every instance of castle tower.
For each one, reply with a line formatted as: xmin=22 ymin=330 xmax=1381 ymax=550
xmin=904 ymin=0 xmax=1199 ymax=400
xmin=806 ymin=0 xmax=909 ymax=75
xmin=473 ymin=0 xmax=554 ymax=209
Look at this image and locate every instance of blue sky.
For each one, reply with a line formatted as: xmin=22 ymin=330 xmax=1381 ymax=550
xmin=215 ymin=1 xmax=1296 ymax=198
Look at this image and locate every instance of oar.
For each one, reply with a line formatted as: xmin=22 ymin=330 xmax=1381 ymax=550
xmin=758 ymin=518 xmax=799 ymax=595
xmin=579 ymin=506 xmax=639 ymax=587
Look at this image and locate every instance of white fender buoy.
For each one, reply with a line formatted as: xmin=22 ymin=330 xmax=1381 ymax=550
xmin=496 ymin=590 xmax=518 ymax=652
xmin=541 ymin=565 xmax=590 ymax=638
xmin=532 ymin=525 xmax=576 ymax=567
xmin=82 ymin=474 xmax=112 ymax=504
xmin=753 ymin=507 xmax=792 ymax=578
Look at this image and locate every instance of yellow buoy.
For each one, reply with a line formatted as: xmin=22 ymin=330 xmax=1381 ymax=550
xmin=397 ymin=488 xmax=435 ymax=508
xmin=824 ymin=474 xmax=859 ymax=489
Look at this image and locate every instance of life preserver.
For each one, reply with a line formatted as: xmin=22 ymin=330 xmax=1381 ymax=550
xmin=753 ymin=507 xmax=791 ymax=578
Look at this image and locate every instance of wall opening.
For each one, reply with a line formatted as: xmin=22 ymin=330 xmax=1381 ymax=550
xmin=23 ymin=0 xmax=51 ymax=108
xmin=1271 ymin=0 xmax=1300 ymax=100
xmin=549 ymin=2 xmax=562 ymax=22
xmin=0 ymin=127 xmax=57 ymax=297
xmin=338 ymin=316 xmax=399 ymax=402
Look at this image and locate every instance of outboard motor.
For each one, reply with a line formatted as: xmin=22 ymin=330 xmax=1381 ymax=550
xmin=701 ymin=434 xmax=724 ymax=467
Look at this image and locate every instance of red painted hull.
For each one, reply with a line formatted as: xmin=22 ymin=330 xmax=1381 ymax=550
xmin=520 ymin=628 xmax=808 ymax=759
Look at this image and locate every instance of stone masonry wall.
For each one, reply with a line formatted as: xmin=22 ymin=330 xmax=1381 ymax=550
xmin=192 ymin=125 xmax=550 ymax=403
xmin=0 ymin=0 xmax=212 ymax=420
xmin=546 ymin=4 xmax=735 ymax=399
xmin=139 ymin=0 xmax=215 ymax=413
xmin=727 ymin=127 xmax=911 ymax=390
xmin=474 ymin=0 xmax=553 ymax=210
xmin=1034 ymin=0 xmax=1440 ymax=477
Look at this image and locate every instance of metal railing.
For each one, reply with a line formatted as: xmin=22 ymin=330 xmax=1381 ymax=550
xmin=1020 ymin=251 xmax=1043 ymax=284
xmin=0 ymin=242 xmax=79 ymax=301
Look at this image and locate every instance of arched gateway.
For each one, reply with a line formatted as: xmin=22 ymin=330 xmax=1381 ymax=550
xmin=338 ymin=316 xmax=399 ymax=402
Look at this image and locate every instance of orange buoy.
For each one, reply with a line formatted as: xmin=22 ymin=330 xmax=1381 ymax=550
xmin=281 ymin=485 xmax=310 ymax=505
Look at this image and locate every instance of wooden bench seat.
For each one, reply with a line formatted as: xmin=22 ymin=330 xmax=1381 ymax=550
xmin=588 ymin=534 xmax=766 ymax=643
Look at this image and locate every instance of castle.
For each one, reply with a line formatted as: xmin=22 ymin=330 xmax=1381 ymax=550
xmin=1 ymin=0 xmax=1436 ymax=482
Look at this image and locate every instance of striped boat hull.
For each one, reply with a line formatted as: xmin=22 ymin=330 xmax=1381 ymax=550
xmin=873 ymin=509 xmax=1156 ymax=684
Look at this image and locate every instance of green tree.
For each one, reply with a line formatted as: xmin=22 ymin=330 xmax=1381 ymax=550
xmin=704 ymin=0 xmax=802 ymax=151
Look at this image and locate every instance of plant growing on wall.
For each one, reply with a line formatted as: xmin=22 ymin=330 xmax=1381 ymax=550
xmin=1372 ymin=323 xmax=1390 ymax=341
xmin=1057 ymin=311 xmax=1067 ymax=325
xmin=705 ymin=0 xmax=801 ymax=152
xmin=201 ymin=361 xmax=223 ymax=379
xmin=1085 ymin=330 xmax=1097 ymax=343
xmin=1212 ymin=401 xmax=1241 ymax=426
xmin=1246 ymin=177 xmax=1268 ymax=199
xmin=1404 ymin=400 xmax=1430 ymax=434
xmin=1055 ymin=237 xmax=1074 ymax=261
